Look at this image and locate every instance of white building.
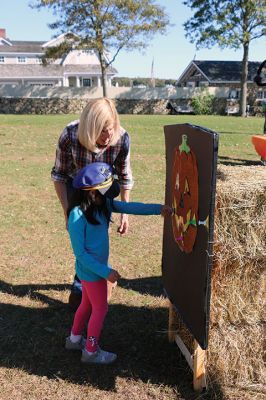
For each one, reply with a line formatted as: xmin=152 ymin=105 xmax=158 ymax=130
xmin=0 ymin=29 xmax=117 ymax=88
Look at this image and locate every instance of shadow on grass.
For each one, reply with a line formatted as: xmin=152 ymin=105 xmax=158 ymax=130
xmin=0 ymin=279 xmax=69 ymax=307
xmin=118 ymin=276 xmax=165 ymax=297
xmin=0 ymin=279 xmax=225 ymax=400
xmin=218 ymin=155 xmax=262 ymax=166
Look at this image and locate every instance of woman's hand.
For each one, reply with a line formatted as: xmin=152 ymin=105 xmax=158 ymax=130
xmin=161 ymin=205 xmax=173 ymax=217
xmin=107 ymin=269 xmax=121 ymax=283
xmin=117 ymin=213 xmax=129 ymax=235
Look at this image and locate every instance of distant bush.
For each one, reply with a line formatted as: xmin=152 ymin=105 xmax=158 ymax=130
xmin=191 ymin=91 xmax=215 ymax=115
xmin=112 ymin=77 xmax=176 ymax=88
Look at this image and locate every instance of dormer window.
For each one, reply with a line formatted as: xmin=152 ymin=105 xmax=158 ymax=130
xmin=0 ymin=56 xmax=4 ymax=63
xmin=17 ymin=56 xmax=26 ymax=63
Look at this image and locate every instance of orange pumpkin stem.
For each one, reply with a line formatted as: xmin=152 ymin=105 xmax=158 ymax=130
xmin=179 ymin=135 xmax=190 ymax=154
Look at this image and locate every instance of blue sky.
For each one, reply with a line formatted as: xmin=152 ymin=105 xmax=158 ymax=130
xmin=1 ymin=0 xmax=265 ymax=79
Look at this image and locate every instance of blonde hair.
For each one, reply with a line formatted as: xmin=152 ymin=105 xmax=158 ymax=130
xmin=77 ymin=98 xmax=121 ymax=152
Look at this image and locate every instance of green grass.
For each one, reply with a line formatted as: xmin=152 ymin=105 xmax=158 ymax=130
xmin=0 ymin=114 xmax=264 ymax=400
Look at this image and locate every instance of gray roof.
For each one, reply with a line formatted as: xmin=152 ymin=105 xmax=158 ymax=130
xmin=0 ymin=64 xmax=62 ymax=78
xmin=0 ymin=64 xmax=116 ymax=78
xmin=0 ymin=40 xmax=45 ymax=53
xmin=11 ymin=40 xmax=45 ymax=46
xmin=193 ymin=60 xmax=261 ymax=82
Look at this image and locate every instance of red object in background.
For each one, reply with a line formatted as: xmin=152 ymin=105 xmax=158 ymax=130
xmin=251 ymin=135 xmax=266 ymax=160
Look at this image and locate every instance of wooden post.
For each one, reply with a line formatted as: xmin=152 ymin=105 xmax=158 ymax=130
xmin=193 ymin=340 xmax=206 ymax=391
xmin=168 ymin=302 xmax=207 ymax=392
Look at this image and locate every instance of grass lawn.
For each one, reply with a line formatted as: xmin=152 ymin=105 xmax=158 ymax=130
xmin=0 ymin=114 xmax=264 ymax=400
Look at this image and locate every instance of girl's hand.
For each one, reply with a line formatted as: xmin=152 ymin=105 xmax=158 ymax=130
xmin=107 ymin=269 xmax=121 ymax=283
xmin=161 ymin=205 xmax=173 ymax=217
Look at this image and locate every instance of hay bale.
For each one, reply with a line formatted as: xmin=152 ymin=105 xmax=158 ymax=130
xmin=209 ymin=323 xmax=265 ymax=389
xmin=212 ymin=165 xmax=265 ymax=326
xmin=209 ymin=165 xmax=266 ymax=388
xmin=171 ymin=165 xmax=266 ymax=389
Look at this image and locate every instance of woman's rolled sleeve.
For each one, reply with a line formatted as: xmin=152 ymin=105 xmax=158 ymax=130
xmin=115 ymin=132 xmax=134 ymax=190
xmin=51 ymin=127 xmax=73 ymax=183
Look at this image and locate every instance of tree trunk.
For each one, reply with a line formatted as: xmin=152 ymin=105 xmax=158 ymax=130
xmin=240 ymin=42 xmax=249 ymax=117
xmin=98 ymin=51 xmax=107 ymax=98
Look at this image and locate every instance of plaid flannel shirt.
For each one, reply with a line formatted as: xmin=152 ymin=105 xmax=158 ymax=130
xmin=51 ymin=120 xmax=133 ymax=189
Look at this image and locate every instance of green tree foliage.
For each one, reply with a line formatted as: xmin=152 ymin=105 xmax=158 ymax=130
xmin=30 ymin=0 xmax=169 ymax=97
xmin=191 ymin=91 xmax=215 ymax=115
xmin=112 ymin=77 xmax=132 ymax=87
xmin=112 ymin=77 xmax=176 ymax=87
xmin=183 ymin=0 xmax=266 ymax=116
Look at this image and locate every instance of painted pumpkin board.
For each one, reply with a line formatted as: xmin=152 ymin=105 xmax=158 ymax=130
xmin=162 ymin=124 xmax=219 ymax=350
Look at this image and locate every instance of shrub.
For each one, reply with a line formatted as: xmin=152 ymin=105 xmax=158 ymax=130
xmin=191 ymin=91 xmax=215 ymax=115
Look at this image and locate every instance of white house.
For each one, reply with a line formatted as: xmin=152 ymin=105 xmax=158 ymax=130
xmin=0 ymin=29 xmax=117 ymax=88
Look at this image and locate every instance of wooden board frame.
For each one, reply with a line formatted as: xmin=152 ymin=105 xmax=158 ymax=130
xmin=168 ymin=301 xmax=207 ymax=392
xmin=162 ymin=123 xmax=219 ymax=350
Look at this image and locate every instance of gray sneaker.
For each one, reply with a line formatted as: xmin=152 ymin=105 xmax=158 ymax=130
xmin=65 ymin=336 xmax=86 ymax=351
xmin=81 ymin=348 xmax=117 ymax=364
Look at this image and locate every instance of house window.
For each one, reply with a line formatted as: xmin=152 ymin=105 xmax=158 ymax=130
xmin=257 ymin=90 xmax=266 ymax=100
xmin=83 ymin=78 xmax=91 ymax=87
xmin=0 ymin=56 xmax=4 ymax=63
xmin=228 ymin=89 xmax=239 ymax=99
xmin=17 ymin=56 xmax=26 ymax=63
xmin=36 ymin=57 xmax=42 ymax=64
xmin=82 ymin=50 xmax=93 ymax=55
xmin=29 ymin=82 xmax=54 ymax=87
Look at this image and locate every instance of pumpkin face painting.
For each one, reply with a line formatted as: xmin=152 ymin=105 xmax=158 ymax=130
xmin=172 ymin=135 xmax=199 ymax=253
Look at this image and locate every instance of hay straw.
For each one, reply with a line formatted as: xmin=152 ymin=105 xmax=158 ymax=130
xmin=208 ymin=323 xmax=265 ymax=387
xmin=211 ymin=166 xmax=266 ymax=327
xmin=171 ymin=165 xmax=266 ymax=389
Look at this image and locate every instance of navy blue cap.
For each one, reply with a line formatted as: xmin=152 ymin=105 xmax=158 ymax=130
xmin=73 ymin=162 xmax=120 ymax=198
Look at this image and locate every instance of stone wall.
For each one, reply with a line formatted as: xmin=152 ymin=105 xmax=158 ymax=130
xmin=0 ymin=97 xmax=171 ymax=115
xmin=115 ymin=99 xmax=170 ymax=114
xmin=0 ymin=97 xmax=89 ymax=115
xmin=0 ymin=96 xmax=233 ymax=115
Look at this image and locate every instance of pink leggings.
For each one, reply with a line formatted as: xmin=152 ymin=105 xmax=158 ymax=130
xmin=71 ymin=279 xmax=108 ymax=352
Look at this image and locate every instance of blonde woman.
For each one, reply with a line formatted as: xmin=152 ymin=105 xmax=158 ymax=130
xmin=51 ymin=98 xmax=133 ymax=309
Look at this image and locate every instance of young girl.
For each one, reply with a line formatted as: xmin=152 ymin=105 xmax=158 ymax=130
xmin=65 ymin=162 xmax=172 ymax=365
